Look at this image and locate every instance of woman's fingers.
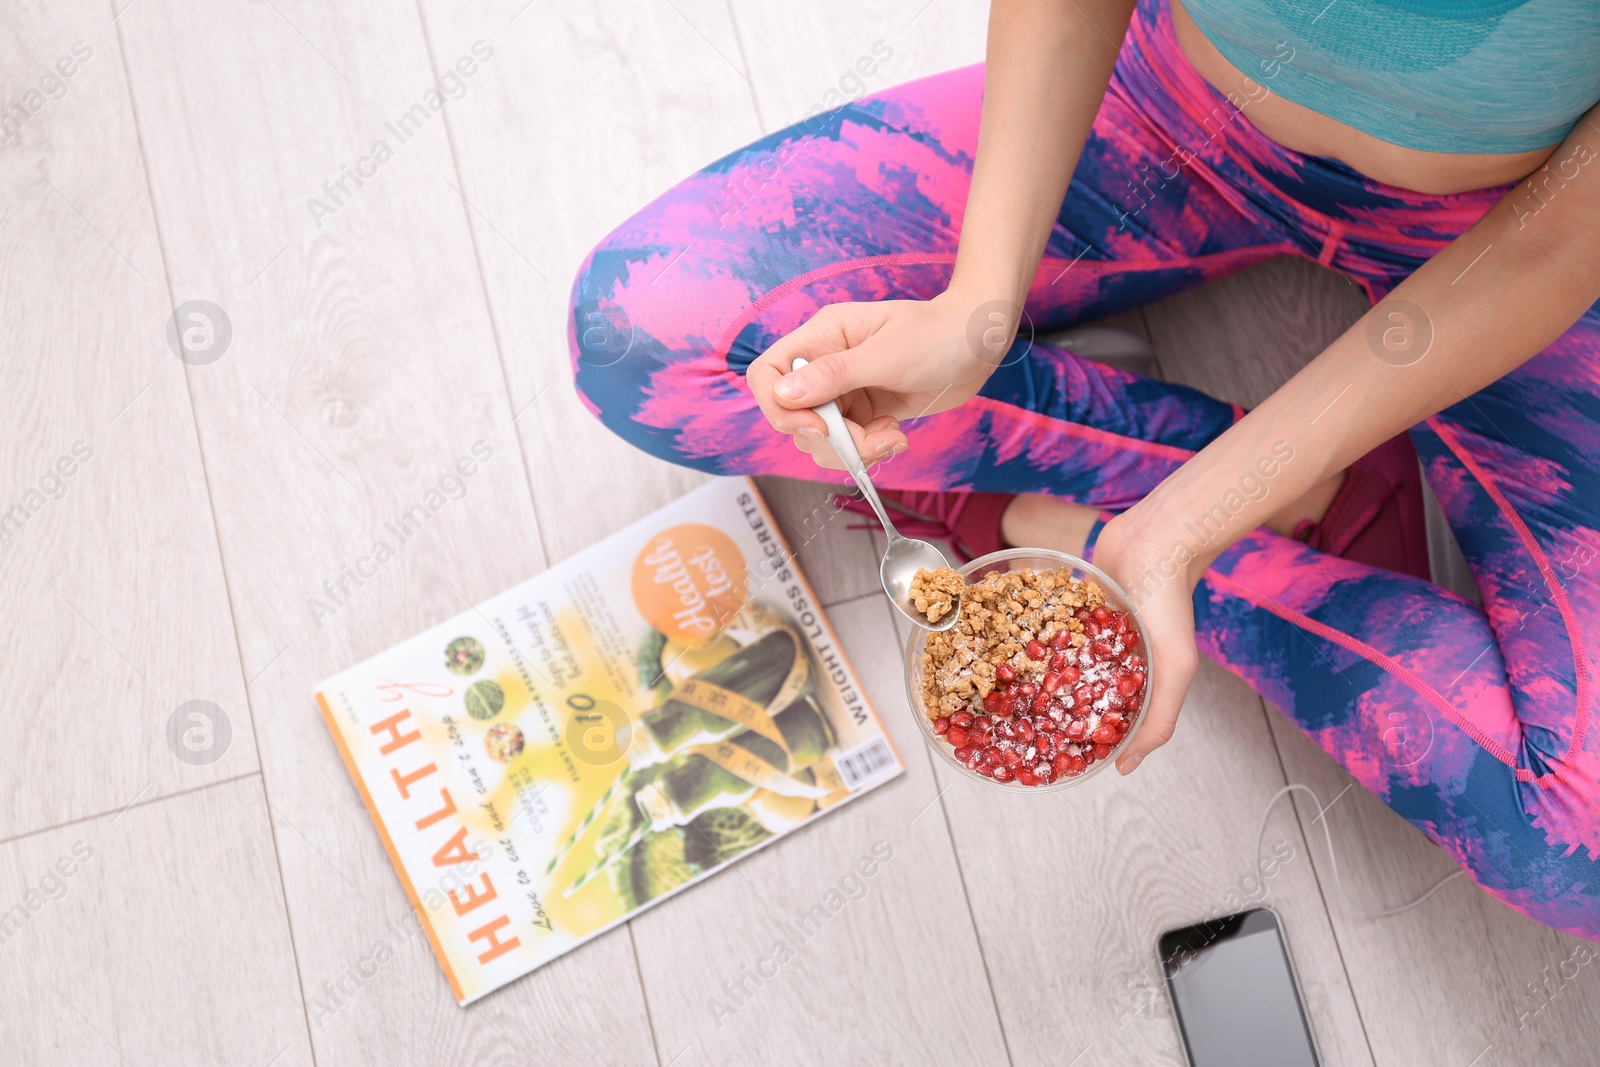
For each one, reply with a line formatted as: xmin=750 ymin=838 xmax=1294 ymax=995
xmin=1116 ymin=627 xmax=1197 ymax=775
xmin=791 ymin=414 xmax=905 ymax=470
xmin=771 ymin=343 xmax=869 ymax=409
xmin=748 ymin=304 xmax=853 ymax=434
xmin=750 ymin=302 xmax=897 ymax=432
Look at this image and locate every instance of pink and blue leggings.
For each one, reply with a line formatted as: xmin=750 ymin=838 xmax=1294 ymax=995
xmin=568 ymin=0 xmax=1600 ymax=939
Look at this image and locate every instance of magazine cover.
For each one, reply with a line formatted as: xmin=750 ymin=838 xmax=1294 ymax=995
xmin=315 ymin=477 xmax=903 ymax=1004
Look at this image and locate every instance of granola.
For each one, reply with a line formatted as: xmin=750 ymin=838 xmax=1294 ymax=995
xmin=909 ymin=566 xmax=964 ymax=624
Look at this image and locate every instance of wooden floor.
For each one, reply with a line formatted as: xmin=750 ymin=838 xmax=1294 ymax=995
xmin=3 ymin=1 xmax=1595 ymax=1064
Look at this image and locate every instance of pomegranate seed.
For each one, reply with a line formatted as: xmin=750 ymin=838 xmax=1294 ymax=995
xmin=982 ymin=692 xmax=1004 ymax=714
xmin=975 ymin=761 xmax=996 ymax=777
xmin=1083 ymin=620 xmax=1101 ymax=637
xmin=1041 ymin=671 xmax=1063 ymax=694
xmin=1116 ymin=674 xmax=1142 ymax=698
xmin=1091 ymin=681 xmax=1107 ymax=699
xmin=1047 ymin=651 xmax=1069 ymax=674
xmin=1076 ymin=607 xmax=1092 ymax=621
xmin=1051 ymin=631 xmax=1073 ymax=651
xmin=946 ymin=726 xmax=969 ymax=747
xmin=996 ymin=695 xmax=1016 ymax=719
xmin=951 ymin=711 xmax=974 ymax=729
xmin=933 ymin=716 xmax=951 ymax=735
xmin=983 ymin=745 xmax=1005 ymax=766
xmin=1050 ymin=753 xmax=1071 ymax=779
xmin=1091 ymin=605 xmax=1112 ymax=625
xmin=1065 ymin=718 xmax=1087 ymax=740
xmin=997 ymin=720 xmax=1018 ymax=742
xmin=1092 ymin=724 xmax=1119 ymax=745
xmin=1092 ymin=638 xmax=1114 ymax=658
xmin=1034 ymin=734 xmax=1055 ymax=759
xmin=952 ymin=745 xmax=973 ymax=763
xmin=1102 ymin=711 xmax=1124 ymax=729
xmin=1017 ymin=681 xmax=1040 ymax=700
xmin=995 ymin=663 xmax=1016 ymax=684
xmin=1112 ymin=611 xmax=1129 ymax=633
xmin=1073 ymin=685 xmax=1093 ymax=707
xmin=1013 ymin=718 xmax=1035 ymax=743
xmin=970 ymin=721 xmax=992 ymax=746
xmin=1124 ymin=630 xmax=1140 ymax=650
xmin=992 ymin=763 xmax=1014 ymax=783
xmin=1016 ymin=769 xmax=1041 ymax=787
xmin=1067 ymin=754 xmax=1088 ymax=775
xmin=1059 ymin=664 xmax=1081 ymax=685
xmin=1092 ymin=742 xmax=1113 ymax=760
xmin=1025 ymin=640 xmax=1047 ymax=660
xmin=1002 ymin=747 xmax=1023 ymax=767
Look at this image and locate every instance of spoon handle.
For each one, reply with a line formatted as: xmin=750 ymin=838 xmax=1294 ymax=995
xmin=791 ymin=357 xmax=900 ymax=542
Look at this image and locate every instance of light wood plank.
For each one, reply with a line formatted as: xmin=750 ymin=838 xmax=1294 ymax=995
xmin=0 ymin=778 xmax=310 ymax=1065
xmin=112 ymin=0 xmax=658 ymax=1060
xmin=414 ymin=0 xmax=759 ymax=568
xmin=729 ymin=0 xmax=990 ymax=134
xmin=0 ymin=0 xmax=257 ymax=840
xmin=1142 ymin=257 xmax=1368 ymax=409
xmin=629 ymin=597 xmax=1010 ymax=1067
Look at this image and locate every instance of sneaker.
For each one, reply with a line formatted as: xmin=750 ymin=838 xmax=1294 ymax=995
xmin=835 ymin=489 xmax=1013 ymax=563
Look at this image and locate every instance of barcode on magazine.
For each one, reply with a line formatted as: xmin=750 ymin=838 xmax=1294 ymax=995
xmin=836 ymin=738 xmax=895 ymax=790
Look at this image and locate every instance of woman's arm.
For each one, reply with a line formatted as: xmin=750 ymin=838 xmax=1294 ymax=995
xmin=748 ymin=0 xmax=1137 ymax=465
xmin=1103 ymin=105 xmax=1600 ymax=773
xmin=951 ymin=0 xmax=1137 ymax=308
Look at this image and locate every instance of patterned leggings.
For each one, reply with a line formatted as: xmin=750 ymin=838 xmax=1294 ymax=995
xmin=568 ymin=0 xmax=1600 ymax=939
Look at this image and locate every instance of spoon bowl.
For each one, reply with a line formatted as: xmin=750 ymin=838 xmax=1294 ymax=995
xmin=880 ymin=534 xmax=962 ymax=632
xmin=789 ymin=357 xmax=961 ymax=631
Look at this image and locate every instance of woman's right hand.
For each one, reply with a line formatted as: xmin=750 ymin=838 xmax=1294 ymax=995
xmin=747 ymin=286 xmax=1015 ymax=471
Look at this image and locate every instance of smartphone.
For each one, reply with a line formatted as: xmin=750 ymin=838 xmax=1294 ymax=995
xmin=1158 ymin=908 xmax=1321 ymax=1067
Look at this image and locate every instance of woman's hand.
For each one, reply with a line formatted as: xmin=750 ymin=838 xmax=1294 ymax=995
xmin=747 ymin=286 xmax=1009 ymax=470
xmin=1089 ymin=506 xmax=1202 ymax=775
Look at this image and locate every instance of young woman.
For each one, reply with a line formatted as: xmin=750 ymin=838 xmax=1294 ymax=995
xmin=569 ymin=0 xmax=1600 ymax=939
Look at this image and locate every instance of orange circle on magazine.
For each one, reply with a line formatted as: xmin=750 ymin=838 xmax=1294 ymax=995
xmin=631 ymin=523 xmax=747 ymax=646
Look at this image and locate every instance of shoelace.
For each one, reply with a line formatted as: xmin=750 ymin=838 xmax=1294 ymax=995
xmin=833 ymin=492 xmax=978 ymax=562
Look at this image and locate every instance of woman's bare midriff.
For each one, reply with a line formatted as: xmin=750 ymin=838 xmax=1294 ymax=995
xmin=1170 ymin=0 xmax=1557 ymax=194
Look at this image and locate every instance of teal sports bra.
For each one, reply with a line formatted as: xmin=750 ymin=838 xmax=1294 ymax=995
xmin=1180 ymin=0 xmax=1600 ymax=153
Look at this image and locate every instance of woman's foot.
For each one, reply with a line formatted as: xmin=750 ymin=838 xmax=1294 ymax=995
xmin=1000 ymin=493 xmax=1102 ymax=558
xmin=1278 ymin=433 xmax=1431 ymax=581
xmin=1265 ymin=471 xmax=1346 ymax=537
xmin=842 ymin=432 xmax=1427 ymax=577
xmin=848 ymin=482 xmax=1362 ymax=564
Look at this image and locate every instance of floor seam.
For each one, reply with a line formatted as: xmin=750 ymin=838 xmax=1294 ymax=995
xmin=110 ymin=3 xmax=321 ymax=1060
xmin=0 ymin=770 xmax=261 ymax=850
xmin=1257 ymin=695 xmax=1381 ymax=1067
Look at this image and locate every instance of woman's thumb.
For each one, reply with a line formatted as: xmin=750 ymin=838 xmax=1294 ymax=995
xmin=772 ymin=348 xmax=862 ymax=407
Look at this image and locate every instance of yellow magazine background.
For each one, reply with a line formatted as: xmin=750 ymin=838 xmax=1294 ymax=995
xmin=317 ymin=479 xmax=900 ymax=1004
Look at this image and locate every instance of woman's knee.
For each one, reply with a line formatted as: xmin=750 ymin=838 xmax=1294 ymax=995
xmin=566 ymin=202 xmax=757 ymax=474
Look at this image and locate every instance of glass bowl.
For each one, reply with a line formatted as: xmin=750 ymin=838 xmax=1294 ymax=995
xmin=904 ymin=547 xmax=1154 ymax=792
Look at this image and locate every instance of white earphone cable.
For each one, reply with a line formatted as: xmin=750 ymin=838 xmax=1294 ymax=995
xmin=1257 ymin=783 xmax=1464 ymax=918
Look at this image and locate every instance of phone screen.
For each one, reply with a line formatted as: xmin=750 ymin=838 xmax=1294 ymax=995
xmin=1159 ymin=909 xmax=1319 ymax=1067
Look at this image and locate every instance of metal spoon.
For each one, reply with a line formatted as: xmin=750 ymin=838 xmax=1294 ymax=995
xmin=791 ymin=357 xmax=961 ymax=631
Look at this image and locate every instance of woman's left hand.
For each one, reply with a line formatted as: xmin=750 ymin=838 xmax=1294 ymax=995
xmin=1088 ymin=507 xmax=1202 ymax=775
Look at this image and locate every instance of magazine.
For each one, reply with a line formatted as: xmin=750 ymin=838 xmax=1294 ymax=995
xmin=315 ymin=477 xmax=904 ymax=1004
